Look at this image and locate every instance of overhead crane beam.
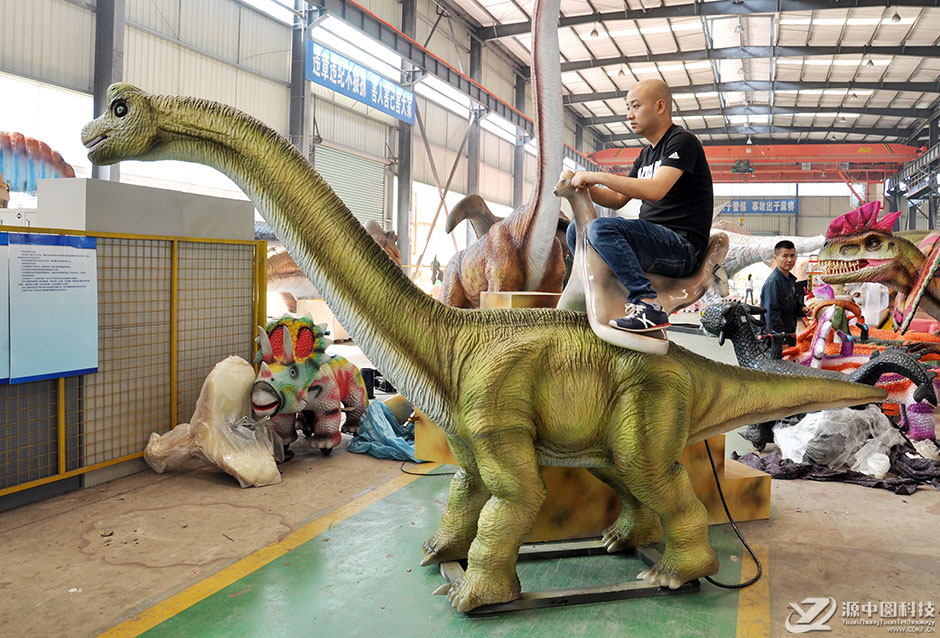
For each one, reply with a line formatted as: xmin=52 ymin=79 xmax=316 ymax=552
xmin=565 ymin=81 xmax=940 ymax=105
xmin=558 ymin=46 xmax=940 ymax=74
xmin=481 ymin=0 xmax=940 ymax=40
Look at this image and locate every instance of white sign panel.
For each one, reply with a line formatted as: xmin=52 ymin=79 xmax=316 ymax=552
xmin=9 ymin=233 xmax=98 ymax=383
xmin=0 ymin=234 xmax=8 ymax=383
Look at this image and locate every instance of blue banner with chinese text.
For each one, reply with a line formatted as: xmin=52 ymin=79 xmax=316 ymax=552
xmin=306 ymin=41 xmax=415 ymax=124
xmin=719 ymin=199 xmax=799 ymax=215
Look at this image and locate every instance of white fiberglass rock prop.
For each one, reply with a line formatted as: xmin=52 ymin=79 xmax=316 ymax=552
xmin=144 ymin=355 xmax=281 ymax=487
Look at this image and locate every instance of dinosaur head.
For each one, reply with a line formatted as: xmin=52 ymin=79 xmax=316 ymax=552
xmin=817 ymin=201 xmax=915 ymax=288
xmin=701 ymin=302 xmax=766 ymax=345
xmin=81 ymin=83 xmax=159 ymax=165
xmin=250 ymin=316 xmax=330 ymax=420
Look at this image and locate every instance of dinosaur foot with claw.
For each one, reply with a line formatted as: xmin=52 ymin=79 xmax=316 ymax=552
xmin=445 ymin=568 xmax=521 ymax=612
xmin=420 ymin=532 xmax=473 ymax=566
xmin=309 ymin=430 xmax=342 ymax=453
xmin=637 ymin=546 xmax=718 ymax=589
xmin=601 ymin=514 xmax=663 ymax=553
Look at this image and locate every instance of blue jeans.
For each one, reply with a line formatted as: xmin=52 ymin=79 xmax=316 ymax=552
xmin=566 ymin=217 xmax=698 ymax=303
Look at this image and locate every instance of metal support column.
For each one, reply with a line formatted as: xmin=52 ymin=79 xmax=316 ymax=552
xmin=396 ymin=0 xmax=416 ymax=266
xmin=512 ymin=76 xmax=527 ymax=209
xmin=289 ymin=1 xmax=313 ymax=159
xmin=466 ymin=39 xmax=483 ymax=244
xmin=930 ymin=119 xmax=939 ymax=230
xmin=92 ymin=0 xmax=125 ymax=181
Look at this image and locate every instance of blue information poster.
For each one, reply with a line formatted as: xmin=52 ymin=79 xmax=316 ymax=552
xmin=8 ymin=234 xmax=98 ymax=383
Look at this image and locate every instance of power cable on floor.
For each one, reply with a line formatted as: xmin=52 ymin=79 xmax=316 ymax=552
xmin=701 ymin=439 xmax=763 ymax=589
xmin=399 ymin=460 xmax=456 ymax=477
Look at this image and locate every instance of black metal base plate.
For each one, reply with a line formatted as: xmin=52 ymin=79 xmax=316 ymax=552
xmin=438 ymin=538 xmax=700 ymax=615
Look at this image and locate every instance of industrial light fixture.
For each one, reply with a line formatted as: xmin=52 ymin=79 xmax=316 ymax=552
xmin=850 ymin=92 xmax=859 ymax=99
xmin=590 ymin=23 xmax=599 ymax=38
xmin=839 ymin=116 xmax=847 ymax=123
xmin=746 ymin=134 xmax=753 ymax=145
xmin=618 ymin=65 xmax=626 ymax=77
xmin=734 ymin=22 xmax=744 ymax=33
xmin=866 ymin=57 xmax=875 ymax=67
xmin=738 ymin=65 xmax=746 ymax=74
xmin=891 ymin=8 xmax=902 ymax=22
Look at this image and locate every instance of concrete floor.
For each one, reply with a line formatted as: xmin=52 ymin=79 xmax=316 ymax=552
xmin=0 ymin=315 xmax=938 ymax=637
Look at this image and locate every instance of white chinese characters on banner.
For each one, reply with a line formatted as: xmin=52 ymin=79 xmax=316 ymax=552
xmin=306 ymin=41 xmax=415 ymax=124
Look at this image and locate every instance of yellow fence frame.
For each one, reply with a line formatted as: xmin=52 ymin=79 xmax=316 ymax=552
xmin=0 ymin=225 xmax=267 ymax=498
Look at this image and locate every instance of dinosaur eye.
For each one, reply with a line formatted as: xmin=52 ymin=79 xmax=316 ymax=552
xmin=288 ymin=365 xmax=298 ymax=379
xmin=112 ymin=101 xmax=128 ymax=117
xmin=866 ymin=237 xmax=881 ymax=250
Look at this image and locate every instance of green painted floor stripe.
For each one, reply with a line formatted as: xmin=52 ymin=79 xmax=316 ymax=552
xmin=143 ymin=469 xmax=744 ymax=637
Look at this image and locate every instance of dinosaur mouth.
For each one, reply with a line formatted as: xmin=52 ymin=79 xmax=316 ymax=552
xmin=819 ymin=258 xmax=892 ymax=280
xmin=250 ymin=382 xmax=282 ymax=417
xmin=822 ymin=259 xmax=869 ymax=275
xmin=83 ymin=134 xmax=108 ymax=151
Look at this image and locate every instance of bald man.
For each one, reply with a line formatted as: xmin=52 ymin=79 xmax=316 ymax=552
xmin=568 ymin=79 xmax=713 ymax=334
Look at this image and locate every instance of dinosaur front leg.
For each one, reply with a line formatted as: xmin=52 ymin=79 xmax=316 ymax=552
xmin=588 ymin=467 xmax=663 ymax=553
xmin=422 ymin=435 xmax=489 ymax=566
xmin=339 ymin=374 xmax=369 ymax=435
xmin=446 ymin=428 xmax=546 ymax=612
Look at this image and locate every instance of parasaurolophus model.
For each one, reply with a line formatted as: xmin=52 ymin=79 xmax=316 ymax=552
xmin=438 ymin=0 xmax=566 ymax=308
xmin=83 ymin=82 xmax=890 ymax=613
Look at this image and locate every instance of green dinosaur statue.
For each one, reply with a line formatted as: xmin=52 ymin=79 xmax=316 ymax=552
xmin=82 ymin=83 xmax=887 ymax=613
xmin=818 ymin=201 xmax=940 ymax=326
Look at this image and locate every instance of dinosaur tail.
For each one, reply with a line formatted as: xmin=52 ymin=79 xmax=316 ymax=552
xmin=0 ymin=131 xmax=75 ymax=193
xmin=685 ymin=350 xmax=887 ymax=444
xmin=848 ymin=346 xmax=938 ymax=405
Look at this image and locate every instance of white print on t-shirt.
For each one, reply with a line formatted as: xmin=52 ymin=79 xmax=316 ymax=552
xmin=638 ymin=160 xmax=661 ymax=179
xmin=668 ymin=151 xmax=680 ymax=160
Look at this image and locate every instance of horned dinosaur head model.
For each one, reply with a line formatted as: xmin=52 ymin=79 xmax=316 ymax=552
xmin=84 ymin=82 xmax=892 ymax=613
xmin=251 ymin=316 xmax=331 ymax=455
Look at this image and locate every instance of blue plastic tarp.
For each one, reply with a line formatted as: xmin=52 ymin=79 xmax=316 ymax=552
xmin=347 ymin=400 xmax=426 ymax=463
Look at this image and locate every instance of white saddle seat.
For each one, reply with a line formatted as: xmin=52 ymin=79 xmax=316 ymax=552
xmin=555 ymin=171 xmax=729 ymax=354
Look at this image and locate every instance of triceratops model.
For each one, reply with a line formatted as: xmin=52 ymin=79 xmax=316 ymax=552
xmin=250 ymin=316 xmax=368 ymax=458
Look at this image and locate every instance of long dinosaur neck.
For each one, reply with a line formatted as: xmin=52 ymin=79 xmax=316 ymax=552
xmin=728 ymin=323 xmax=766 ymax=369
xmin=519 ymin=0 xmax=564 ymax=289
xmin=148 ymin=96 xmax=460 ymax=417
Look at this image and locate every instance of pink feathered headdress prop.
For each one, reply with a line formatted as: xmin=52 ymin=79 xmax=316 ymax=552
xmin=826 ymin=201 xmax=902 ymax=239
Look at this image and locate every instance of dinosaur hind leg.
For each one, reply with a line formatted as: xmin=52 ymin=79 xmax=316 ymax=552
xmin=620 ymin=460 xmax=718 ymax=589
xmin=611 ymin=396 xmax=718 ymax=588
xmin=588 ymin=467 xmax=663 ymax=553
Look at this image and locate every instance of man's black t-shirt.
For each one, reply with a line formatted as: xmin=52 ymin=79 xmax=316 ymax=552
xmin=628 ymin=124 xmax=714 ymax=256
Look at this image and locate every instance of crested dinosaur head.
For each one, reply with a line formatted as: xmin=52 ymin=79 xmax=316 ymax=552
xmin=250 ymin=316 xmax=331 ymax=419
xmin=81 ymin=83 xmax=160 ymax=165
xmin=701 ymin=302 xmax=765 ymax=345
xmin=817 ymin=201 xmax=916 ymax=287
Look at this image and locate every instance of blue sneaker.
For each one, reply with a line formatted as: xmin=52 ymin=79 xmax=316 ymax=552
xmin=610 ymin=301 xmax=670 ymax=332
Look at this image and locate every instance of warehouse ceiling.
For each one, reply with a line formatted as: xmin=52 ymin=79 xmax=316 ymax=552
xmin=440 ymin=0 xmax=940 ymax=148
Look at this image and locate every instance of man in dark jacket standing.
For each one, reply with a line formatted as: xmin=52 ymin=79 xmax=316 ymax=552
xmin=761 ymin=239 xmax=807 ymax=351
